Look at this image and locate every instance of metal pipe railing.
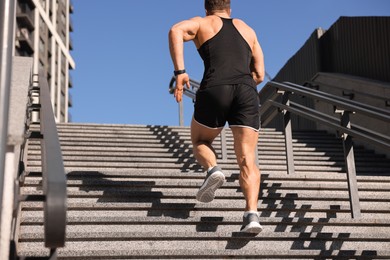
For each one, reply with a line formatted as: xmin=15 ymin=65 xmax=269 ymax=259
xmin=34 ymin=71 xmax=67 ymax=249
xmin=259 ymin=81 xmax=390 ymax=218
xmin=169 ymin=76 xmax=199 ymax=101
xmin=307 ymin=74 xmax=390 ymax=104
xmin=0 ymin=0 xmax=16 ymax=236
xmin=271 ymin=81 xmax=390 ymax=121
xmin=261 ymin=82 xmax=390 ymax=150
xmin=169 ymin=77 xmax=198 ymax=126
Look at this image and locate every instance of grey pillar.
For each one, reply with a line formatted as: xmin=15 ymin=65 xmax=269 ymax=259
xmin=281 ymin=92 xmax=295 ymax=174
xmin=179 ymin=101 xmax=184 ymax=126
xmin=340 ymin=111 xmax=361 ymax=218
xmin=220 ymin=128 xmax=227 ymax=161
xmin=0 ymin=0 xmax=16 ymax=231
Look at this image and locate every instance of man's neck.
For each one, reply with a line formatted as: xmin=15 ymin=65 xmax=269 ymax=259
xmin=208 ymin=10 xmax=231 ymax=18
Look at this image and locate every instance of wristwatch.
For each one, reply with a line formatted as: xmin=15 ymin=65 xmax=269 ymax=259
xmin=174 ymin=69 xmax=186 ymax=76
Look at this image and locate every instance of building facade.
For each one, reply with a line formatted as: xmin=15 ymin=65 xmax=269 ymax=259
xmin=15 ymin=0 xmax=75 ymax=122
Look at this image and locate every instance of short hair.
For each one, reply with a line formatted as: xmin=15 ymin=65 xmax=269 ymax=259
xmin=205 ymin=0 xmax=231 ymax=12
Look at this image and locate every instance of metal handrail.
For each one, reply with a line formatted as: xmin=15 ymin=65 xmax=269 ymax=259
xmin=307 ymin=73 xmax=390 ymax=104
xmin=261 ymin=81 xmax=390 ymax=144
xmin=270 ymin=81 xmax=390 ymax=120
xmin=259 ymin=81 xmax=390 ymax=218
xmin=288 ymin=101 xmax=390 ymax=148
xmin=35 ymin=71 xmax=67 ymax=249
xmin=169 ymin=76 xmax=199 ymax=101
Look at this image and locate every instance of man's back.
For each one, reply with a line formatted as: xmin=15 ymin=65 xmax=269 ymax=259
xmin=168 ymin=6 xmax=264 ymax=101
xmin=192 ymin=15 xmax=257 ymax=52
xmin=196 ymin=16 xmax=256 ymax=88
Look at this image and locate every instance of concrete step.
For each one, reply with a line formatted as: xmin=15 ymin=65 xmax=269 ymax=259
xmin=52 ymin=134 xmax=344 ymax=146
xmin=17 ymin=241 xmax=390 ymax=258
xmin=19 ymin=230 xmax=390 ymax=247
xmin=19 ymin=192 xmax=390 ymax=215
xmin=26 ymin=155 xmax=390 ymax=172
xmin=22 ymin=168 xmax=390 ymax=182
xmin=27 ymin=147 xmax=387 ymax=159
xmin=26 ymin=163 xmax=390 ymax=176
xmin=21 ymin=176 xmax=390 ymax=190
xmin=19 ymin=195 xmax=390 ymax=213
xmin=26 ymin=166 xmax=350 ymax=176
xmin=19 ymin=213 xmax=390 ymax=225
xmin=27 ymin=149 xmax=386 ymax=161
xmin=20 ymin=204 xmax=390 ymax=220
xmin=27 ymin=155 xmax=353 ymax=166
xmin=27 ymin=139 xmax=348 ymax=150
xmin=26 ymin=142 xmax=386 ymax=156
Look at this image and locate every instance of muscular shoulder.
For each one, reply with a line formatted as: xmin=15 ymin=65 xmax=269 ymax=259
xmin=233 ymin=19 xmax=256 ymax=35
xmin=232 ymin=18 xmax=258 ymax=48
xmin=177 ymin=16 xmax=207 ymax=32
xmin=189 ymin=16 xmax=203 ymax=22
xmin=170 ymin=17 xmax=202 ymax=41
xmin=188 ymin=16 xmax=208 ymax=27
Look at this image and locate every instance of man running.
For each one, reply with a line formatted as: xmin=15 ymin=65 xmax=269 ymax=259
xmin=168 ymin=0 xmax=265 ymax=233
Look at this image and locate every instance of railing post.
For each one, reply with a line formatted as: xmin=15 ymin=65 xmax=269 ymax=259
xmin=337 ymin=109 xmax=361 ymax=218
xmin=0 ymin=0 xmax=16 ymax=250
xmin=255 ymin=141 xmax=259 ymax=166
xmin=220 ymin=128 xmax=227 ymax=161
xmin=178 ymin=101 xmax=184 ymax=126
xmin=280 ymin=91 xmax=295 ymax=174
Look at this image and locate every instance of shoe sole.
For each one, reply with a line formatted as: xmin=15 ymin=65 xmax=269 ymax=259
xmin=196 ymin=172 xmax=225 ymax=203
xmin=241 ymin=222 xmax=263 ymax=234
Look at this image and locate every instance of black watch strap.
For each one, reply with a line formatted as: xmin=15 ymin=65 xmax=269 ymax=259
xmin=174 ymin=69 xmax=186 ymax=76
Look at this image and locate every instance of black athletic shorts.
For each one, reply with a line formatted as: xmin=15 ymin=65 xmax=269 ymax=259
xmin=194 ymin=84 xmax=260 ymax=131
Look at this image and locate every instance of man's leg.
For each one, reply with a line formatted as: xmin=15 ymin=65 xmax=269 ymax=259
xmin=231 ymin=126 xmax=260 ymax=211
xmin=191 ymin=118 xmax=225 ymax=202
xmin=231 ymin=126 xmax=262 ymax=233
xmin=190 ymin=118 xmax=222 ymax=170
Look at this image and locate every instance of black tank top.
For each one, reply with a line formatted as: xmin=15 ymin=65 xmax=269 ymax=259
xmin=198 ymin=17 xmax=256 ymax=89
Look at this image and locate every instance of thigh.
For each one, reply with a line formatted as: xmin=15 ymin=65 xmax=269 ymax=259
xmin=191 ymin=117 xmax=223 ymax=145
xmin=231 ymin=126 xmax=259 ymax=162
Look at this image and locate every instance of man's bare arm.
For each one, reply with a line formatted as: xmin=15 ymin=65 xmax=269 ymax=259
xmin=168 ymin=18 xmax=200 ymax=102
xmin=250 ymin=36 xmax=265 ymax=85
xmin=169 ymin=18 xmax=200 ymax=70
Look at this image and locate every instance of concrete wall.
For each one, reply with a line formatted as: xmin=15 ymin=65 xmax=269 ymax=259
xmin=260 ymin=29 xmax=325 ymax=130
xmin=311 ymin=72 xmax=390 ymax=157
xmin=1 ymin=56 xmax=33 ymax=260
xmin=264 ymin=16 xmax=390 ymax=156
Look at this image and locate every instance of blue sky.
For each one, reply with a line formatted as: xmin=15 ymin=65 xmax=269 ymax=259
xmin=70 ymin=0 xmax=390 ymax=126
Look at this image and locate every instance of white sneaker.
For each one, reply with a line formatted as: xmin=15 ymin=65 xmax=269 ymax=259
xmin=196 ymin=166 xmax=225 ymax=203
xmin=240 ymin=212 xmax=263 ymax=233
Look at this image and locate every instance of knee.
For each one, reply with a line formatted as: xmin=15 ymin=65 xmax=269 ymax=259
xmin=193 ymin=140 xmax=212 ymax=149
xmin=238 ymin=155 xmax=260 ymax=184
xmin=237 ymin=155 xmax=256 ymax=170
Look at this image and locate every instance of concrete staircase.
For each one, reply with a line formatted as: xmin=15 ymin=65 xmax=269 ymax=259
xmin=17 ymin=123 xmax=390 ymax=259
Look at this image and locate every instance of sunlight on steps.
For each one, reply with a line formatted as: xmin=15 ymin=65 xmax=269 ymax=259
xmin=17 ymin=123 xmax=390 ymax=259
